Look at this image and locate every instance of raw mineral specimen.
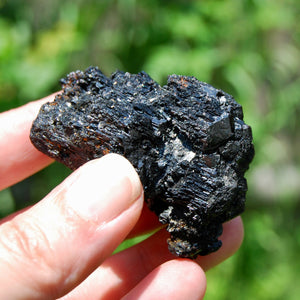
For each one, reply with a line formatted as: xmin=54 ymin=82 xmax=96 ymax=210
xmin=30 ymin=67 xmax=254 ymax=258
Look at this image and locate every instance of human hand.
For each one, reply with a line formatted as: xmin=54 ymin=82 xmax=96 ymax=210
xmin=0 ymin=94 xmax=244 ymax=299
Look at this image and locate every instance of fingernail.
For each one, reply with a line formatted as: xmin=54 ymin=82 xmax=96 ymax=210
xmin=63 ymin=154 xmax=143 ymax=222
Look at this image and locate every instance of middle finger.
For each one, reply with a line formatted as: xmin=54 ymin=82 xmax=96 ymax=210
xmin=60 ymin=217 xmax=243 ymax=300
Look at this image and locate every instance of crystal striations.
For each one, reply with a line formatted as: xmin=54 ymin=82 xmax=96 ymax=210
xmin=30 ymin=67 xmax=254 ymax=258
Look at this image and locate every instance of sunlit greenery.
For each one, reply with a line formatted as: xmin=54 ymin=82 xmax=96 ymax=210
xmin=1 ymin=0 xmax=299 ymax=299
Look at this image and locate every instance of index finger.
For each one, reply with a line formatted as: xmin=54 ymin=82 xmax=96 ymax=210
xmin=0 ymin=94 xmax=57 ymax=190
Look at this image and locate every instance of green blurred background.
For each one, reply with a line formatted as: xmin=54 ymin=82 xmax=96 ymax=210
xmin=0 ymin=0 xmax=299 ymax=299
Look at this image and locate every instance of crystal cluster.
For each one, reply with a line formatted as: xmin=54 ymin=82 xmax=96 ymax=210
xmin=30 ymin=67 xmax=254 ymax=258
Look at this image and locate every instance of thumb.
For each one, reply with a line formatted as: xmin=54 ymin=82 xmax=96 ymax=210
xmin=0 ymin=154 xmax=143 ymax=300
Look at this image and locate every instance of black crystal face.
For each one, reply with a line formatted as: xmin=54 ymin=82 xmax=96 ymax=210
xmin=30 ymin=67 xmax=254 ymax=258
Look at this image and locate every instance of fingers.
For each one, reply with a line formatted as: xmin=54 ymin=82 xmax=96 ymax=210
xmin=122 ymin=259 xmax=206 ymax=300
xmin=0 ymin=154 xmax=143 ymax=300
xmin=0 ymin=94 xmax=57 ymax=190
xmin=60 ymin=217 xmax=243 ymax=299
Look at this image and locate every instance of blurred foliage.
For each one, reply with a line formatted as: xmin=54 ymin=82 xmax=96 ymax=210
xmin=0 ymin=0 xmax=300 ymax=299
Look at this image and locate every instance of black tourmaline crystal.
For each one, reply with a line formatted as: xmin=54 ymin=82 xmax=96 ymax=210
xmin=30 ymin=67 xmax=254 ymax=258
